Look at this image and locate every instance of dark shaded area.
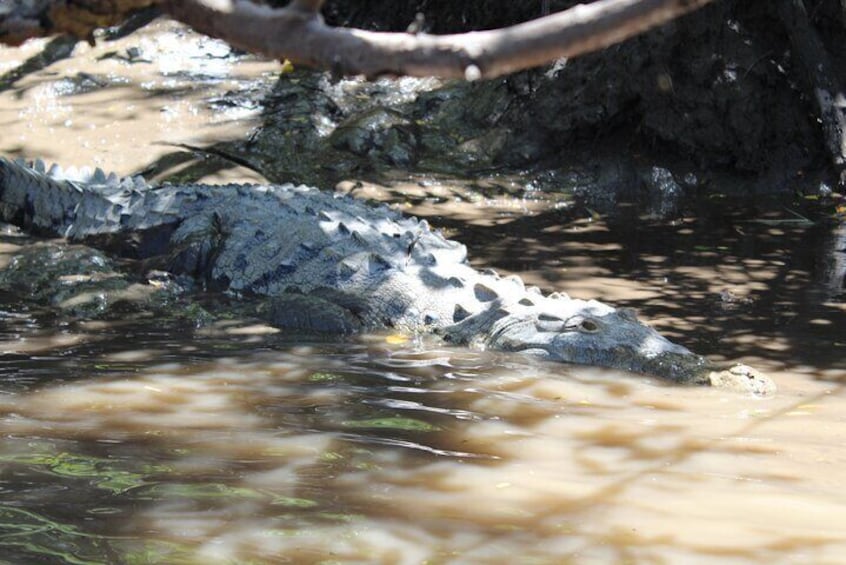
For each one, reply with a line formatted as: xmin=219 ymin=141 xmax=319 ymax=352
xmin=322 ymin=0 xmax=842 ymax=188
xmin=0 ymin=34 xmax=77 ymax=92
xmin=235 ymin=1 xmax=846 ymax=196
xmin=430 ymin=196 xmax=846 ymax=375
xmin=319 ymin=0 xmax=551 ymax=32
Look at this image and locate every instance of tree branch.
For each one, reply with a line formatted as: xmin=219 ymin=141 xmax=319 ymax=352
xmin=1 ymin=0 xmax=715 ymax=79
xmin=777 ymin=0 xmax=846 ymax=182
xmin=160 ymin=0 xmax=715 ymax=80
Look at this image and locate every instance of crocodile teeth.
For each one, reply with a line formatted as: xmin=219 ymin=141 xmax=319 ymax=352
xmin=503 ymin=274 xmax=525 ymax=290
xmin=548 ymin=291 xmax=570 ymax=300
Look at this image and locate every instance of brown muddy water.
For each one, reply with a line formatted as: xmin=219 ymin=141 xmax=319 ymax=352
xmin=1 ymin=19 xmax=846 ymax=565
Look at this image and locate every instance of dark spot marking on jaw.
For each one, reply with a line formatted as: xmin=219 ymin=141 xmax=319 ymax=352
xmin=579 ymin=318 xmax=600 ymax=332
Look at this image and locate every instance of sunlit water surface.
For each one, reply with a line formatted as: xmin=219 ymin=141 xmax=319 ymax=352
xmin=0 ymin=306 xmax=844 ymax=564
xmin=1 ymin=17 xmax=845 ymax=565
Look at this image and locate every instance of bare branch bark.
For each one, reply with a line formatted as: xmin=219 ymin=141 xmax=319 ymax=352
xmin=1 ymin=0 xmax=715 ymax=79
xmin=161 ymin=0 xmax=715 ymax=80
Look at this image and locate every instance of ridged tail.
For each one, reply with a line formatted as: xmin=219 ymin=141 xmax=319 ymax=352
xmin=0 ymin=157 xmax=145 ymax=237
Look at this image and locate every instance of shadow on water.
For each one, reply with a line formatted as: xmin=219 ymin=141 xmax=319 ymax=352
xmin=0 ymin=308 xmax=843 ymax=562
xmin=0 ymin=36 xmax=78 ymax=93
xmin=423 ymin=196 xmax=846 ymax=379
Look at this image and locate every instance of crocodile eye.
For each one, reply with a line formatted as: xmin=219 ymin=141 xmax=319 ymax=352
xmin=563 ymin=316 xmax=601 ymax=333
xmin=579 ymin=319 xmax=600 ymax=332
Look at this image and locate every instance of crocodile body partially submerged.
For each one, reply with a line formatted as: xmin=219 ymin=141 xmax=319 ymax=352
xmin=0 ymin=157 xmax=775 ymax=394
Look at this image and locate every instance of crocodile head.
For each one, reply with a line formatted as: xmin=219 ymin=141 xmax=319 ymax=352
xmin=442 ymin=296 xmax=775 ymax=394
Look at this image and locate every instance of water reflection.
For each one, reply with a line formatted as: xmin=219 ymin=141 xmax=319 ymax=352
xmin=0 ymin=312 xmax=843 ymax=563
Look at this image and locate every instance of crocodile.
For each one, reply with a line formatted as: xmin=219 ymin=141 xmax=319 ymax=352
xmin=0 ymin=156 xmax=775 ymax=394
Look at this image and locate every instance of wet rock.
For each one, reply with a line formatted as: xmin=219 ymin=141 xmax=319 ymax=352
xmin=245 ymin=72 xmax=345 ymax=185
xmin=329 ymin=108 xmax=417 ymax=166
xmin=570 ymin=157 xmax=640 ymax=215
xmin=708 ymin=363 xmax=777 ymax=396
xmin=570 ymin=163 xmax=688 ymax=219
xmin=232 ymin=2 xmax=841 ymax=202
xmin=453 ymin=127 xmax=510 ymax=168
xmin=642 ymin=167 xmax=684 ymax=219
xmin=248 ymin=71 xmax=520 ymax=183
xmin=0 ymin=242 xmax=184 ymax=319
